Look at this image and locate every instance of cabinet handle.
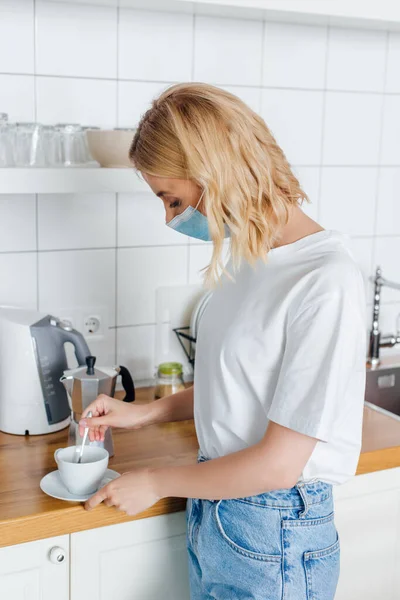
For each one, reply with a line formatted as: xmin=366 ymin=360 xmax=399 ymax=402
xmin=49 ymin=546 xmax=66 ymax=564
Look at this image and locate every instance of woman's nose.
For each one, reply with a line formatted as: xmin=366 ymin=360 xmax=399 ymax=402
xmin=165 ymin=208 xmax=173 ymax=224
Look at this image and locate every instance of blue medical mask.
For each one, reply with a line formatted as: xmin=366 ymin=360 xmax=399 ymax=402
xmin=167 ymin=192 xmax=229 ymax=241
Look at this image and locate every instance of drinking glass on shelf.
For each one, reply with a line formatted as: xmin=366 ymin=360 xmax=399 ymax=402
xmin=42 ymin=125 xmax=62 ymax=166
xmin=14 ymin=122 xmax=45 ymax=167
xmin=56 ymin=123 xmax=87 ymax=167
xmin=0 ymin=113 xmax=14 ymax=167
xmin=82 ymin=126 xmax=100 ymax=166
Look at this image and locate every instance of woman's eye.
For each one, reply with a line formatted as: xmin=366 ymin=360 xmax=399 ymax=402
xmin=170 ymin=200 xmax=181 ymax=209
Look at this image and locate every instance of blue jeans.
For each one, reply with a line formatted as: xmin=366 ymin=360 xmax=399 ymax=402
xmin=186 ymin=456 xmax=340 ymax=599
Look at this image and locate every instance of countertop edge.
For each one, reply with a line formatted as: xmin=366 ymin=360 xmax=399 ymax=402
xmin=0 ymin=497 xmax=187 ymax=549
xmin=2 ymin=444 xmax=400 ymax=550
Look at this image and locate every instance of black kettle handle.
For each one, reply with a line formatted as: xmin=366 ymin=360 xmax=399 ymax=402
xmin=119 ymin=365 xmax=135 ymax=403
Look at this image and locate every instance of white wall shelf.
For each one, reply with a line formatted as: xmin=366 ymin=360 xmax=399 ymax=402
xmin=0 ymin=168 xmax=149 ymax=195
xmin=49 ymin=0 xmax=400 ymax=31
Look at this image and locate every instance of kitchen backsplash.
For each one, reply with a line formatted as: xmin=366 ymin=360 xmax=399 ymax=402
xmin=0 ymin=0 xmax=399 ymax=382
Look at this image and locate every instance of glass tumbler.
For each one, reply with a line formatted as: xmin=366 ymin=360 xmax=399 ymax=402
xmin=0 ymin=113 xmax=14 ymax=167
xmin=14 ymin=122 xmax=44 ymax=167
xmin=57 ymin=124 xmax=86 ymax=166
xmin=42 ymin=125 xmax=62 ymax=166
xmin=82 ymin=126 xmax=99 ymax=166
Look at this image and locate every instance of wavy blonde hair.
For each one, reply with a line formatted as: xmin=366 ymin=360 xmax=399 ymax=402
xmin=129 ymin=83 xmax=308 ymax=286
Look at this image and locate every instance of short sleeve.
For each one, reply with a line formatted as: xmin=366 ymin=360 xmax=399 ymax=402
xmin=266 ymin=291 xmax=366 ymax=442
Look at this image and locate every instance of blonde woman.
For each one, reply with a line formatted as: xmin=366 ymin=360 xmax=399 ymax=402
xmin=80 ymin=83 xmax=366 ymax=599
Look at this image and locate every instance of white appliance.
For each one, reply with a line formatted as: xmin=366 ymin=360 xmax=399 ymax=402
xmin=0 ymin=307 xmax=91 ymax=435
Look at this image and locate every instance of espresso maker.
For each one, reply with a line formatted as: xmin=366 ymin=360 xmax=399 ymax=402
xmin=61 ymin=356 xmax=135 ymax=457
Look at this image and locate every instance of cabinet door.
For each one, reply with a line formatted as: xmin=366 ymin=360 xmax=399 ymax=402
xmin=0 ymin=535 xmax=69 ymax=600
xmin=334 ymin=469 xmax=400 ymax=600
xmin=71 ymin=511 xmax=190 ymax=600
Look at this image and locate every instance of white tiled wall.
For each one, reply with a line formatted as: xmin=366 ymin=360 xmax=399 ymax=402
xmin=1 ymin=0 xmax=400 ymax=380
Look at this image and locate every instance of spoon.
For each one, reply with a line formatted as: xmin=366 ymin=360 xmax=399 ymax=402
xmin=77 ymin=410 xmax=92 ymax=464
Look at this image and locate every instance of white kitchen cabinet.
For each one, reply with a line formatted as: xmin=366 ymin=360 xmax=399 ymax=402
xmin=334 ymin=467 xmax=400 ymax=600
xmin=71 ymin=510 xmax=190 ymax=600
xmin=0 ymin=535 xmax=69 ymax=600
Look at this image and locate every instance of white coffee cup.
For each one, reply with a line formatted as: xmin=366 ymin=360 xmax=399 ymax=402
xmin=54 ymin=446 xmax=109 ymax=496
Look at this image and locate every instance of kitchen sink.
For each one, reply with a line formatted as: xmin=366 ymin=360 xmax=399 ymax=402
xmin=365 ymin=362 xmax=400 ymax=417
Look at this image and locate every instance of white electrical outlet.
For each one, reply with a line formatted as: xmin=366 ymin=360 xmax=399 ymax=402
xmin=45 ymin=306 xmax=109 ymax=340
xmin=83 ymin=315 xmax=102 ymax=336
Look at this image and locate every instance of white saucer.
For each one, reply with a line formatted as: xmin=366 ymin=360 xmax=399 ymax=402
xmin=40 ymin=468 xmax=120 ymax=502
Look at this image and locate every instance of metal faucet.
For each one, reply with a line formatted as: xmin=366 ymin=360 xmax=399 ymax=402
xmin=368 ymin=266 xmax=400 ymax=368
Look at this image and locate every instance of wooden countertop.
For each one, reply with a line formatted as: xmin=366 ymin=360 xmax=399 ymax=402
xmin=1 ymin=387 xmax=400 ymax=549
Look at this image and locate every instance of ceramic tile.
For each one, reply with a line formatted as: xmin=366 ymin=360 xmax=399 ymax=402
xmin=36 ymin=77 xmax=117 ymax=128
xmin=376 ymin=168 xmax=400 ymax=235
xmin=374 ymin=237 xmax=400 ymax=303
xmin=116 ymin=324 xmax=156 ymax=382
xmin=38 ymin=193 xmax=116 ymax=250
xmin=189 ymin=244 xmax=219 ymax=285
xmin=118 ymin=9 xmax=192 ymax=82
xmin=38 ymin=249 xmax=116 ymax=324
xmin=320 ymin=168 xmax=378 ymax=235
xmin=381 ymin=96 xmax=400 ymax=166
xmin=194 ymin=16 xmax=263 ymax=86
xmin=155 ymin=284 xmax=203 ymax=327
xmin=0 ymin=195 xmax=36 ymax=252
xmin=292 ymin=167 xmax=320 ymax=221
xmin=261 ymin=88 xmax=324 ymax=165
xmin=0 ymin=0 xmax=34 ymax=74
xmin=263 ymin=21 xmax=327 ymax=89
xmin=117 ymin=246 xmax=188 ymax=326
xmin=323 ymin=92 xmax=382 ymax=165
xmin=0 ymin=253 xmax=37 ymax=309
xmin=327 ymin=27 xmax=386 ymax=92
xmin=219 ymin=85 xmax=261 ymax=114
xmin=0 ymin=75 xmax=35 ymax=122
xmin=36 ymin=1 xmax=117 ymax=78
xmin=117 ymin=81 xmax=172 ymax=128
xmin=118 ymin=193 xmax=187 ymax=247
xmin=386 ymin=32 xmax=400 ymax=93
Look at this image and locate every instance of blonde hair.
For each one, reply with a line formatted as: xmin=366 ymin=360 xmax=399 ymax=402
xmin=129 ymin=83 xmax=308 ymax=286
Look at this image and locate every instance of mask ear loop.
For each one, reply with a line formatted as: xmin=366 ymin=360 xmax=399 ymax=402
xmin=194 ymin=189 xmax=205 ymax=212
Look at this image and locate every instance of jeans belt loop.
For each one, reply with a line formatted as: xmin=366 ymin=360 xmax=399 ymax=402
xmin=296 ymin=484 xmax=310 ymax=518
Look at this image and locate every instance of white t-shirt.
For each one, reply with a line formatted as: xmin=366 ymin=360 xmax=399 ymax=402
xmin=194 ymin=230 xmax=366 ymax=485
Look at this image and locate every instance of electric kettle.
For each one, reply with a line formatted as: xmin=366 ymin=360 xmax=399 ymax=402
xmin=60 ymin=355 xmax=135 ymax=457
xmin=0 ymin=307 xmax=91 ymax=435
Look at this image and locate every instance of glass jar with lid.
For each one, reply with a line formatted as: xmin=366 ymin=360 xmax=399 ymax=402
xmin=154 ymin=362 xmax=185 ymax=399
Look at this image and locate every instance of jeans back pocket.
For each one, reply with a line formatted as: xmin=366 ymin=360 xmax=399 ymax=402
xmin=304 ymin=536 xmax=340 ymax=600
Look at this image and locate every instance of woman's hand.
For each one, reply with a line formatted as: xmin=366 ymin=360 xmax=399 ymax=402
xmin=79 ymin=395 xmax=149 ymax=442
xmin=84 ymin=469 xmax=160 ymax=515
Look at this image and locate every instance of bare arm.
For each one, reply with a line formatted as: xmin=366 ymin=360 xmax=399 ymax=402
xmin=79 ymin=385 xmax=194 ymax=441
xmin=145 ymin=385 xmax=194 ymax=425
xmin=86 ymin=421 xmax=318 ymax=512
xmin=153 ymin=421 xmax=318 ymax=500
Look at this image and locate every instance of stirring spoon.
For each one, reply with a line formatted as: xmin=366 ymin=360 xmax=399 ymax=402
xmin=77 ymin=410 xmax=92 ymax=464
